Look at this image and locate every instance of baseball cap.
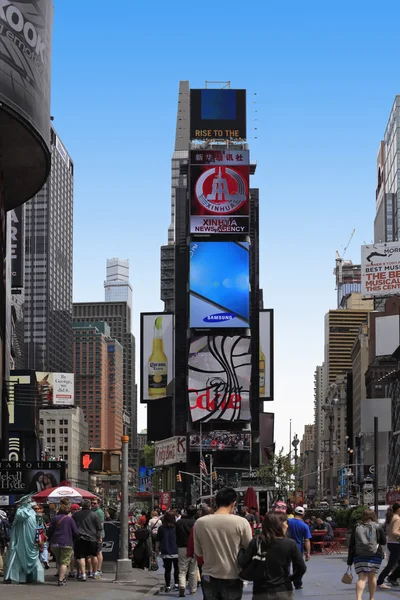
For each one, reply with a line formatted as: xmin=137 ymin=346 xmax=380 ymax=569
xmin=294 ymin=506 xmax=305 ymax=515
xmin=70 ymin=504 xmax=80 ymax=511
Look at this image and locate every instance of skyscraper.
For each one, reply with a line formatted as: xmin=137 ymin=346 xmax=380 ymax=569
xmin=22 ymin=127 xmax=74 ymax=373
xmin=104 ymin=258 xmax=132 ymax=307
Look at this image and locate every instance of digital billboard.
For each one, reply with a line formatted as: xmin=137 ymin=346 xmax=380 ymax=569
xmin=36 ymin=373 xmax=74 ymax=406
xmin=361 ymin=242 xmax=400 ymax=297
xmin=190 ymin=150 xmax=249 ymax=234
xmin=190 ymin=89 xmax=246 ymax=140
xmin=190 ymin=242 xmax=250 ymax=328
xmin=189 ymin=431 xmax=251 ymax=451
xmin=141 ymin=313 xmax=174 ymax=402
xmin=139 ymin=466 xmax=154 ymax=493
xmin=259 ymin=413 xmax=275 ymax=465
xmin=259 ymin=310 xmax=274 ymax=399
xmin=0 ymin=461 xmax=66 ymax=494
xmin=188 ymin=335 xmax=251 ymax=422
xmin=10 ymin=205 xmax=24 ymax=288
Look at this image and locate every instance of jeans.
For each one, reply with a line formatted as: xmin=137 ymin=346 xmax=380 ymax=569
xmin=178 ymin=547 xmax=198 ymax=592
xmin=253 ymin=593 xmax=293 ymax=600
xmin=202 ymin=576 xmax=243 ymax=600
xmin=40 ymin=541 xmax=49 ymax=564
xmin=163 ymin=557 xmax=179 ymax=588
xmin=378 ymin=543 xmax=400 ymax=584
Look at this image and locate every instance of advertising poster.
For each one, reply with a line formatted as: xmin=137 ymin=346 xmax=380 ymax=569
xmin=259 ymin=310 xmax=274 ymax=400
xmin=0 ymin=461 xmax=66 ymax=494
xmin=190 ymin=242 xmax=250 ymax=328
xmin=189 ymin=431 xmax=251 ymax=451
xmin=190 ymin=150 xmax=249 ymax=234
xmin=259 ymin=413 xmax=275 ymax=465
xmin=139 ymin=466 xmax=154 ymax=493
xmin=141 ymin=313 xmax=174 ymax=402
xmin=190 ymin=89 xmax=246 ymax=140
xmin=10 ymin=205 xmax=24 ymax=288
xmin=188 ymin=335 xmax=251 ymax=422
xmin=361 ymin=242 xmax=400 ymax=297
xmin=36 ymin=372 xmax=74 ymax=406
xmin=155 ymin=436 xmax=186 ymax=467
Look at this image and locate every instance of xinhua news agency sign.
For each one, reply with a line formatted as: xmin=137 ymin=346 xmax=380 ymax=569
xmin=155 ymin=437 xmax=186 ymax=467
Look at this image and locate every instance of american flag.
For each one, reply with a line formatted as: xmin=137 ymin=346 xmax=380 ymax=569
xmin=200 ymin=454 xmax=208 ymax=475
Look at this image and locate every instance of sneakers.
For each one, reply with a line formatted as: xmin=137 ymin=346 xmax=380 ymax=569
xmin=57 ymin=578 xmax=67 ymax=587
xmin=179 ymin=589 xmax=185 ymax=597
xmin=68 ymin=572 xmax=76 ymax=579
xmin=174 ymin=584 xmax=179 ymax=590
xmin=165 ymin=587 xmax=171 ymax=592
xmin=89 ymin=572 xmax=94 ymax=579
xmin=77 ymin=573 xmax=86 ymax=581
xmin=94 ymin=573 xmax=102 ymax=580
xmin=294 ymin=584 xmax=303 ymax=590
xmin=388 ymin=578 xmax=400 ymax=586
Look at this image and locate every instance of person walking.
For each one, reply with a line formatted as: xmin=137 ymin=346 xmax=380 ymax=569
xmin=176 ymin=505 xmax=198 ymax=597
xmin=156 ymin=510 xmax=180 ymax=592
xmin=376 ymin=503 xmax=400 ymax=588
xmin=194 ymin=487 xmax=253 ymax=600
xmin=287 ymin=506 xmax=311 ymax=590
xmin=0 ymin=509 xmax=10 ymax=577
xmin=32 ymin=504 xmax=50 ymax=569
xmin=72 ymin=498 xmax=103 ymax=581
xmin=239 ymin=512 xmax=306 ymax=600
xmin=347 ymin=508 xmax=386 ymax=600
xmin=90 ymin=498 xmax=105 ymax=575
xmin=47 ymin=498 xmax=79 ymax=587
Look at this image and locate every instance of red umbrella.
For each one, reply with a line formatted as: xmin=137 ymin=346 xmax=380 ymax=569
xmin=243 ymin=486 xmax=258 ymax=512
xmin=32 ymin=485 xmax=98 ymax=503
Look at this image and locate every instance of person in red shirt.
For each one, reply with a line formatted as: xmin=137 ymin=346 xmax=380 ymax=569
xmin=138 ymin=511 xmax=147 ymax=527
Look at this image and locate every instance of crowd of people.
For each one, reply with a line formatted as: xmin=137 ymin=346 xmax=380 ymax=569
xmin=0 ymin=493 xmax=106 ymax=586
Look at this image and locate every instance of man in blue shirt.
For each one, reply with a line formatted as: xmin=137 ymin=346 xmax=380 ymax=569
xmin=288 ymin=506 xmax=311 ymax=590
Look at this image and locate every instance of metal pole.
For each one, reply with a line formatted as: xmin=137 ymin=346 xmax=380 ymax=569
xmin=115 ymin=435 xmax=135 ymax=582
xmin=374 ymin=417 xmax=379 ymax=513
xmin=210 ymin=454 xmax=213 ymax=502
xmin=329 ymin=407 xmax=334 ymax=510
xmin=199 ymin=421 xmax=203 ymax=502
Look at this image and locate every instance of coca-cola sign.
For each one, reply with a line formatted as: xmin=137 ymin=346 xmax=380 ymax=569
xmin=155 ymin=437 xmax=186 ymax=467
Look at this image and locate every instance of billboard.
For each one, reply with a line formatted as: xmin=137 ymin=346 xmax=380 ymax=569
xmin=190 ymin=150 xmax=249 ymax=234
xmin=259 ymin=309 xmax=274 ymax=399
xmin=190 ymin=89 xmax=246 ymax=140
xmin=188 ymin=335 xmax=251 ymax=422
xmin=0 ymin=461 xmax=66 ymax=494
xmin=10 ymin=205 xmax=23 ymax=288
xmin=259 ymin=412 xmax=275 ymax=465
xmin=0 ymin=0 xmax=53 ymax=209
xmin=140 ymin=313 xmax=174 ymax=401
xmin=189 ymin=431 xmax=251 ymax=451
xmin=155 ymin=436 xmax=186 ymax=467
xmin=190 ymin=242 xmax=250 ymax=328
xmin=361 ymin=242 xmax=400 ymax=297
xmin=36 ymin=372 xmax=74 ymax=406
xmin=139 ymin=466 xmax=154 ymax=493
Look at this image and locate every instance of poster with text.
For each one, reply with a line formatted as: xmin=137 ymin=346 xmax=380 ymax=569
xmin=361 ymin=242 xmax=400 ymax=297
xmin=259 ymin=310 xmax=273 ymax=400
xmin=36 ymin=372 xmax=74 ymax=406
xmin=188 ymin=335 xmax=251 ymax=422
xmin=141 ymin=313 xmax=174 ymax=401
xmin=190 ymin=89 xmax=247 ymax=140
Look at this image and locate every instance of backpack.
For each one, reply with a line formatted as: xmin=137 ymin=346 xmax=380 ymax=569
xmin=355 ymin=522 xmax=379 ymax=556
xmin=151 ymin=519 xmax=161 ymax=536
xmin=0 ymin=519 xmax=10 ymax=543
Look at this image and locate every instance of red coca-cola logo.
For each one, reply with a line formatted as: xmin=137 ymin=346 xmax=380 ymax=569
xmin=189 ymin=387 xmax=242 ymax=412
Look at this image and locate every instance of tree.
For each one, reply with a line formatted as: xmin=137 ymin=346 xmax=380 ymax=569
xmin=258 ymin=447 xmax=297 ymax=504
xmin=142 ymin=443 xmax=155 ymax=467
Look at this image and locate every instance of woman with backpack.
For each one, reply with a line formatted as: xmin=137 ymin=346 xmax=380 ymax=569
xmin=376 ymin=503 xmax=400 ymax=588
xmin=347 ymin=508 xmax=387 ymax=600
xmin=239 ymin=512 xmax=306 ymax=599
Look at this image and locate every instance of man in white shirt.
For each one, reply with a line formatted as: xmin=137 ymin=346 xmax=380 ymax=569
xmin=194 ymin=488 xmax=252 ymax=600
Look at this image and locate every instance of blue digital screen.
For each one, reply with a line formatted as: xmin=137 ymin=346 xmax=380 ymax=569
xmin=190 ymin=241 xmax=250 ymax=328
xmin=201 ymin=89 xmax=237 ymax=120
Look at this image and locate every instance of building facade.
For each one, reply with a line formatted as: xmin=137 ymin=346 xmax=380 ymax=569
xmin=104 ymin=258 xmax=132 ymax=307
xmin=39 ymin=407 xmax=88 ymax=488
xmin=22 ymin=127 xmax=73 ymax=373
xmin=73 ymin=322 xmax=123 ymax=449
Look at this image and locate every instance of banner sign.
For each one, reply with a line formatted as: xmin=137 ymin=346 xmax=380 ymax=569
xmin=259 ymin=310 xmax=274 ymax=400
xmin=36 ymin=372 xmax=74 ymax=406
xmin=189 ymin=431 xmax=251 ymax=451
xmin=10 ymin=205 xmax=23 ymax=288
xmin=140 ymin=313 xmax=174 ymax=402
xmin=361 ymin=242 xmax=400 ymax=297
xmin=155 ymin=436 xmax=186 ymax=467
xmin=188 ymin=336 xmax=251 ymax=422
xmin=190 ymin=89 xmax=247 ymax=140
xmin=139 ymin=466 xmax=154 ymax=493
xmin=0 ymin=461 xmax=66 ymax=494
xmin=190 ymin=242 xmax=250 ymax=328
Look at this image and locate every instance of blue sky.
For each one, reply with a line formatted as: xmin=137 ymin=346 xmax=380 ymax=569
xmin=52 ymin=0 xmax=400 ymax=449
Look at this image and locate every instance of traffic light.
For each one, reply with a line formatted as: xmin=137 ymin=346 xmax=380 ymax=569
xmin=80 ymin=451 xmax=103 ymax=472
xmin=176 ymin=473 xmax=182 ymax=483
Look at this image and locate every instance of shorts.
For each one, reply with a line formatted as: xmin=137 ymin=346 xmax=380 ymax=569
xmin=52 ymin=546 xmax=73 ymax=566
xmin=74 ymin=538 xmax=98 ymax=559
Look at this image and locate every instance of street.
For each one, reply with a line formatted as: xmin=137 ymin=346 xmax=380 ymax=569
xmin=4 ymin=554 xmax=400 ymax=600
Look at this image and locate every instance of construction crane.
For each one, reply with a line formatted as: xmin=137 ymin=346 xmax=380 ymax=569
xmin=335 ymin=229 xmax=356 ymax=308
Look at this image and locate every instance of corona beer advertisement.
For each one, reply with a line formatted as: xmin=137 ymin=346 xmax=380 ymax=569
xmin=190 ymin=150 xmax=249 ymax=234
xmin=188 ymin=335 xmax=251 ymax=422
xmin=190 ymin=242 xmax=250 ymax=328
xmin=190 ymin=89 xmax=246 ymax=140
xmin=141 ymin=313 xmax=174 ymax=402
xmin=259 ymin=310 xmax=274 ymax=399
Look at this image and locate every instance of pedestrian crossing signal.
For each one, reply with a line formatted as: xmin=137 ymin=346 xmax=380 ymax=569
xmin=176 ymin=473 xmax=182 ymax=483
xmin=80 ymin=451 xmax=103 ymax=472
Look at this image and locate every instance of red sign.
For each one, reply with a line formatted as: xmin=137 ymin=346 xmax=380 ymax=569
xmin=160 ymin=491 xmax=171 ymax=510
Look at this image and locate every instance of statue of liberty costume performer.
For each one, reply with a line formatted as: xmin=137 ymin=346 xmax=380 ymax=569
xmin=4 ymin=494 xmax=44 ymax=583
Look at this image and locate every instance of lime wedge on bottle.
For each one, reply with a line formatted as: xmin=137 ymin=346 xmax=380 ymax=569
xmin=155 ymin=316 xmax=163 ymax=330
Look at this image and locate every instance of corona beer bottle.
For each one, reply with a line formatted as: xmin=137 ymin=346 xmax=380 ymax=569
xmin=259 ymin=343 xmax=266 ymax=396
xmin=148 ymin=316 xmax=168 ymax=397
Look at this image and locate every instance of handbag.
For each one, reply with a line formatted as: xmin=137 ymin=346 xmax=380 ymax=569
xmin=341 ymin=566 xmax=353 ymax=585
xmin=238 ymin=537 xmax=267 ymax=582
